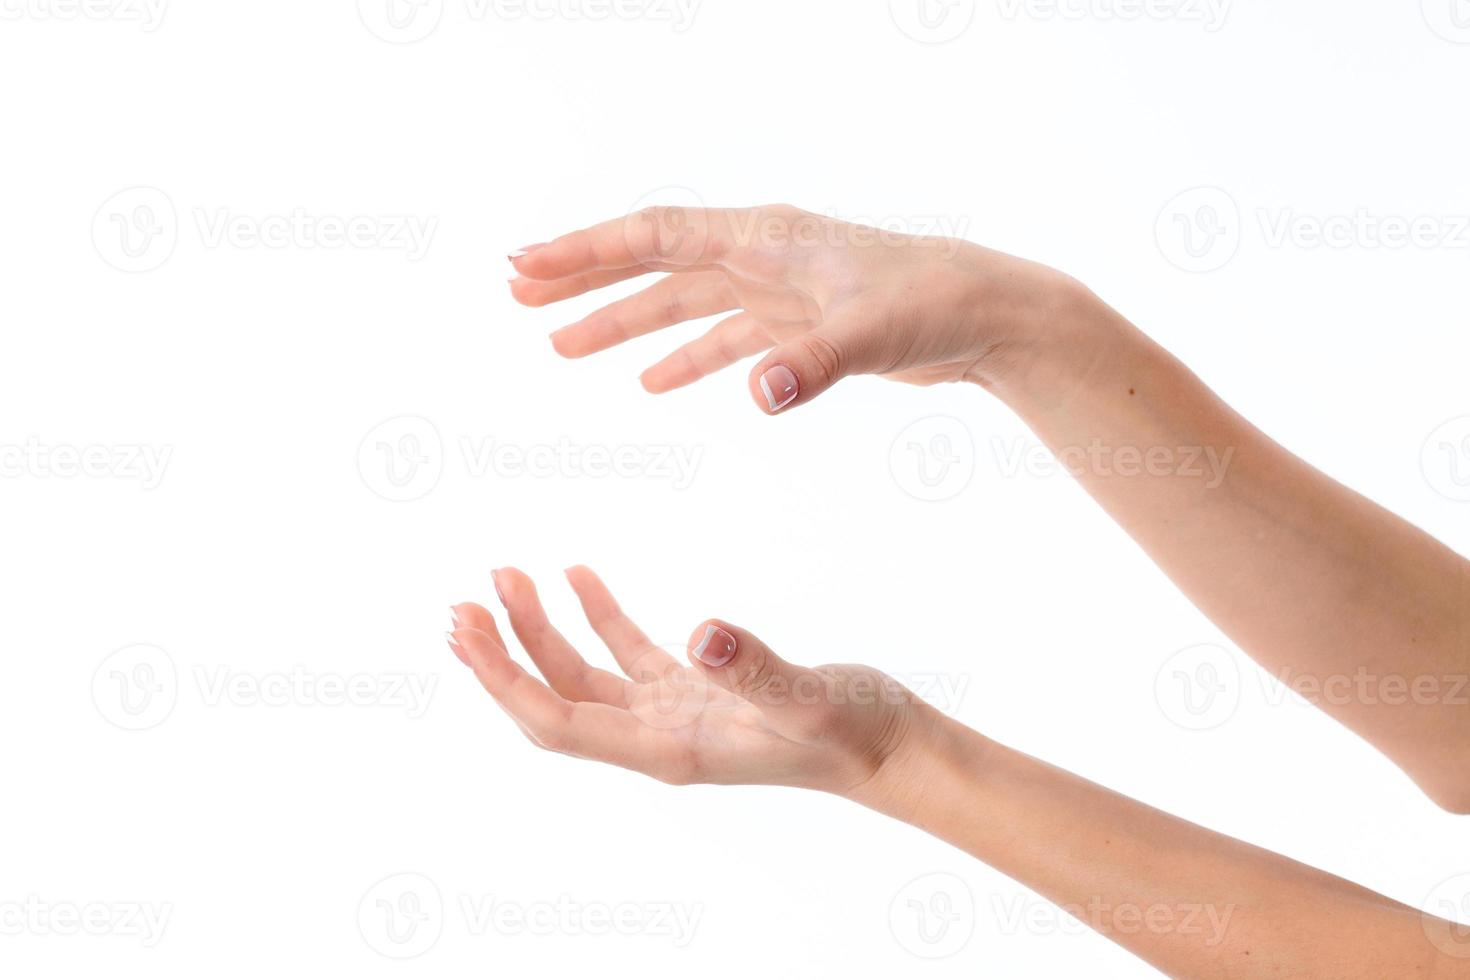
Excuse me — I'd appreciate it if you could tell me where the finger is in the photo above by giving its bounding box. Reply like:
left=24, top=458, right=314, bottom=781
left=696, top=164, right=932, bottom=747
left=509, top=266, right=651, bottom=308
left=686, top=620, right=838, bottom=743
left=640, top=312, right=771, bottom=394
left=451, top=627, right=668, bottom=775
left=746, top=314, right=887, bottom=415
left=445, top=607, right=541, bottom=742
left=492, top=568, right=631, bottom=705
left=563, top=565, right=680, bottom=683
left=551, top=271, right=736, bottom=359
left=511, top=207, right=747, bottom=281
left=441, top=625, right=540, bottom=740
left=449, top=601, right=508, bottom=651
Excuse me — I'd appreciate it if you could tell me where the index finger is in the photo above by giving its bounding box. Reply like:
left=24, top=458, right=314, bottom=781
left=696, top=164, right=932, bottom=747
left=512, top=207, right=744, bottom=281
left=452, top=627, right=683, bottom=781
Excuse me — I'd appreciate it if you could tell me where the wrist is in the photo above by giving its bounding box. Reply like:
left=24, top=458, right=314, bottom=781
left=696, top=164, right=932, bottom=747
left=956, top=254, right=1138, bottom=406
left=841, top=707, right=997, bottom=826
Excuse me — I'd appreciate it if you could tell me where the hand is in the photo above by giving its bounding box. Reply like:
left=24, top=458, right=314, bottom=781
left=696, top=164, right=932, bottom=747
left=446, top=566, right=939, bottom=803
left=509, top=204, right=1099, bottom=413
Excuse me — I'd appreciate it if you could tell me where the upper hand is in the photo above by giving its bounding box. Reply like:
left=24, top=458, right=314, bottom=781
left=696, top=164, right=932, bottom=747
left=509, top=204, right=1090, bottom=413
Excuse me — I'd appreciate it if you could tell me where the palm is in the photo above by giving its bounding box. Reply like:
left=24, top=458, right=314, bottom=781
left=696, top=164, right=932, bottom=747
left=575, top=642, right=828, bottom=788
left=449, top=566, right=914, bottom=793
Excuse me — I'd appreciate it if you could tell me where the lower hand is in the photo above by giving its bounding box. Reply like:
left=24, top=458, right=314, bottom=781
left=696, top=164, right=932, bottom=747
left=447, top=566, right=938, bottom=803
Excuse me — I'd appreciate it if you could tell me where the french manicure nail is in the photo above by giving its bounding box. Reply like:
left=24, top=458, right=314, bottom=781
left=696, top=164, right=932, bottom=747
left=446, top=631, right=470, bottom=667
left=449, top=605, right=462, bottom=628
left=508, top=249, right=528, bottom=260
left=692, top=625, right=737, bottom=667
left=492, top=570, right=507, bottom=608
left=758, top=364, right=798, bottom=412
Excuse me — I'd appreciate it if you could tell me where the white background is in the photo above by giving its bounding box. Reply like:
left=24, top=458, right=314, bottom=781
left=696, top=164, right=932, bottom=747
left=2, top=0, right=1469, bottom=976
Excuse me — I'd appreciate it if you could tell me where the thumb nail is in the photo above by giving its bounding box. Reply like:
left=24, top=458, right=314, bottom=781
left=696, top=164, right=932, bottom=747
left=692, top=625, right=737, bottom=667
left=758, top=364, right=798, bottom=412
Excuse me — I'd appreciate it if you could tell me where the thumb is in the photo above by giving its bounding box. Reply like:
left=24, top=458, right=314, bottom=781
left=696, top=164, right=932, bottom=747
left=686, top=620, right=836, bottom=741
left=747, top=317, right=882, bottom=415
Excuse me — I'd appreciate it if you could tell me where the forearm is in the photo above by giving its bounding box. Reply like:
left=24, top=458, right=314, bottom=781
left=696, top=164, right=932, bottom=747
left=854, top=712, right=1461, bottom=978
left=980, top=285, right=1470, bottom=810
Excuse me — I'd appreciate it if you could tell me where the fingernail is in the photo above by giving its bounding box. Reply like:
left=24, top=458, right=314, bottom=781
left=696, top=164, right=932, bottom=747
left=492, top=569, right=507, bottom=608
left=758, top=365, right=798, bottom=412
left=446, top=631, right=471, bottom=668
left=692, top=625, right=737, bottom=667
left=508, top=249, right=528, bottom=260
left=449, top=605, right=462, bottom=628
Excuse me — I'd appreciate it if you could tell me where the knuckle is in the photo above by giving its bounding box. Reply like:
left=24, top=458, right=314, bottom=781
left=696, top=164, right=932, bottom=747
left=797, top=332, right=844, bottom=387
left=594, top=309, right=632, bottom=343
left=636, top=205, right=664, bottom=223
left=654, top=754, right=701, bottom=787
left=734, top=649, right=779, bottom=699
left=510, top=278, right=546, bottom=307
left=532, top=726, right=570, bottom=754
left=567, top=663, right=596, bottom=698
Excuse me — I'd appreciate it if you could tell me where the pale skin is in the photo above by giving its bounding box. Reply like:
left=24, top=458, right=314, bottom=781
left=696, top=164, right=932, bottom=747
left=446, top=205, right=1470, bottom=977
